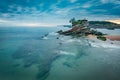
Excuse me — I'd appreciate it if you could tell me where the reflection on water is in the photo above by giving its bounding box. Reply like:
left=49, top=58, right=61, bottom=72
left=0, top=27, right=120, bottom=80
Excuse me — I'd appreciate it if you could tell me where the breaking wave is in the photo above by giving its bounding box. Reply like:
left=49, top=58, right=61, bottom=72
left=49, top=32, right=59, bottom=36
left=89, top=41, right=120, bottom=49
left=60, top=36, right=120, bottom=49
left=41, top=37, right=48, bottom=40
left=55, top=50, right=75, bottom=56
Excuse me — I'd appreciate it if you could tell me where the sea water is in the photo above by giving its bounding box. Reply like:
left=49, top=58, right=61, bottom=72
left=0, top=27, right=120, bottom=80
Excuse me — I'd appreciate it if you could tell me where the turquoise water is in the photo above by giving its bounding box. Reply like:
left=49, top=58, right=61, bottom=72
left=0, top=27, right=120, bottom=80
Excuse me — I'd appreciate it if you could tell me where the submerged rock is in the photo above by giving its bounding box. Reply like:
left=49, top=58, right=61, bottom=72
left=56, top=37, right=59, bottom=39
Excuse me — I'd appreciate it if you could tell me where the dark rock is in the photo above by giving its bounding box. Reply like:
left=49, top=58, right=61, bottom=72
left=56, top=37, right=59, bottom=39
left=44, top=33, right=48, bottom=37
left=56, top=30, right=63, bottom=34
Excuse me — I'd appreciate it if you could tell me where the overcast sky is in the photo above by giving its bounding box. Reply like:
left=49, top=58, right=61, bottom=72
left=0, top=0, right=120, bottom=26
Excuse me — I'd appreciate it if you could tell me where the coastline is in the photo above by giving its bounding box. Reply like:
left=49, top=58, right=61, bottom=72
left=105, top=35, right=120, bottom=41
left=87, top=35, right=120, bottom=41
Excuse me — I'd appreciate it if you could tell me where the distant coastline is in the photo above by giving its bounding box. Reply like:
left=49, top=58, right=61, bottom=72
left=63, top=20, right=120, bottom=29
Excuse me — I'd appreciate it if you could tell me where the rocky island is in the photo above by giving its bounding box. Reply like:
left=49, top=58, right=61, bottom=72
left=57, top=18, right=107, bottom=41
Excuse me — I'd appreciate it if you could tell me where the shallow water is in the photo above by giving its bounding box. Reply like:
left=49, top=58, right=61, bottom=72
left=0, top=27, right=120, bottom=80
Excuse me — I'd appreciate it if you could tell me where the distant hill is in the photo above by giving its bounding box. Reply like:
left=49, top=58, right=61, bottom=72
left=89, top=21, right=120, bottom=29
left=63, top=20, right=120, bottom=29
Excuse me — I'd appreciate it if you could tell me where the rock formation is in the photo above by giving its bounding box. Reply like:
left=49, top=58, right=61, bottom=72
left=57, top=19, right=106, bottom=41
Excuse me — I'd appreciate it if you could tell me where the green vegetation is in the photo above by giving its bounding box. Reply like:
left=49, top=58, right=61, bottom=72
left=97, top=36, right=106, bottom=41
left=69, top=18, right=76, bottom=26
left=72, top=20, right=82, bottom=26
left=69, top=18, right=87, bottom=26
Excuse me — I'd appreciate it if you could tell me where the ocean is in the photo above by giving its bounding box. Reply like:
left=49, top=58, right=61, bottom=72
left=0, top=27, right=120, bottom=80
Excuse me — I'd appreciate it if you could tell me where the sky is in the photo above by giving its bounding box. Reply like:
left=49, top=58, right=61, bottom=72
left=0, top=0, right=120, bottom=27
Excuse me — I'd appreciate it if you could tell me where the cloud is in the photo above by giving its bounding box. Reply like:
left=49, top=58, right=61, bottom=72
left=24, top=7, right=30, bottom=13
left=0, top=19, right=9, bottom=23
left=0, top=19, right=58, bottom=27
left=39, top=3, right=44, bottom=7
left=1, top=13, right=9, bottom=17
left=113, top=5, right=120, bottom=9
left=69, top=0, right=77, bottom=3
left=82, top=3, right=91, bottom=8
left=101, top=0, right=108, bottom=3
left=17, top=6, right=22, bottom=12
left=0, top=0, right=120, bottom=26
left=101, top=0, right=120, bottom=4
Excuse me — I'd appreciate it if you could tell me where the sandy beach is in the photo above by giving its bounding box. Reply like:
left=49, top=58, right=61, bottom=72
left=87, top=35, right=120, bottom=41
left=105, top=35, right=120, bottom=41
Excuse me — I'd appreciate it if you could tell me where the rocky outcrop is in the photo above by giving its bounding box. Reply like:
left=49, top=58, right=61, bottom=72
left=57, top=19, right=106, bottom=41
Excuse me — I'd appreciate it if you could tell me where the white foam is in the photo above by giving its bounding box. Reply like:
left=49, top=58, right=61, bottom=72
left=60, top=50, right=75, bottom=56
left=60, top=36, right=120, bottom=49
left=65, top=39, right=75, bottom=43
left=49, top=32, right=58, bottom=36
left=89, top=41, right=120, bottom=49
left=42, top=37, right=48, bottom=40
left=64, top=38, right=82, bottom=43
left=55, top=50, right=75, bottom=56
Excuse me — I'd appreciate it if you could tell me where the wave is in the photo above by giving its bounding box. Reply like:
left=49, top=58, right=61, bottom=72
left=63, top=38, right=82, bottom=43
left=49, top=32, right=59, bottom=36
left=89, top=41, right=120, bottom=49
left=41, top=37, right=48, bottom=40
left=61, top=38, right=90, bottom=46
left=61, top=37, right=120, bottom=49
left=55, top=50, right=75, bottom=56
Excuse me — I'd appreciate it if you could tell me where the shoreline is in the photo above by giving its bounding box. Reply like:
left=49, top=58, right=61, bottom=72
left=105, top=35, right=120, bottom=41
left=87, top=35, right=120, bottom=41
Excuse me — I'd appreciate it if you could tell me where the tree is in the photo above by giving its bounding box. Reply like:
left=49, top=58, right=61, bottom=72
left=69, top=17, right=76, bottom=26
